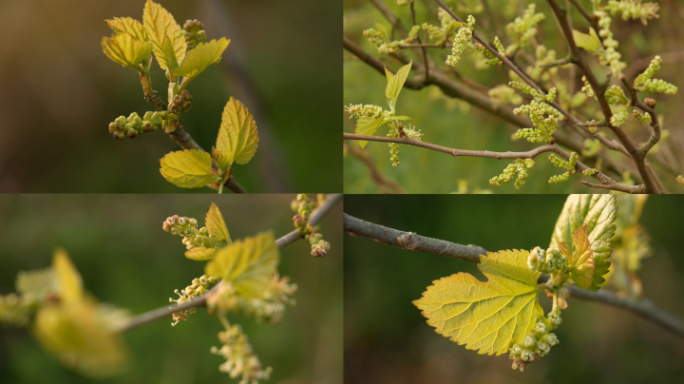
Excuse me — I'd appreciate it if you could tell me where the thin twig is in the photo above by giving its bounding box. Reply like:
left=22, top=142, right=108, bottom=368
left=344, top=214, right=684, bottom=340
left=116, top=194, right=341, bottom=332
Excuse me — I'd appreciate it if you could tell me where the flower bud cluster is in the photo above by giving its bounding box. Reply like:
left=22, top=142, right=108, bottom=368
left=169, top=275, right=220, bottom=325
left=489, top=159, right=535, bottom=189
left=445, top=15, right=475, bottom=67
left=163, top=215, right=225, bottom=251
left=292, top=195, right=331, bottom=257
left=581, top=76, right=595, bottom=98
left=488, top=85, right=523, bottom=105
left=308, top=232, right=331, bottom=258
left=402, top=125, right=423, bottom=141
left=239, top=274, right=297, bottom=324
left=169, top=90, right=193, bottom=115
left=632, top=109, right=652, bottom=124
left=345, top=104, right=387, bottom=119
left=0, top=293, right=35, bottom=327
left=363, top=25, right=420, bottom=54
left=596, top=12, right=626, bottom=79
left=607, top=0, right=660, bottom=25
left=506, top=4, right=545, bottom=50
left=528, top=246, right=568, bottom=275
left=605, top=85, right=629, bottom=105
left=182, top=19, right=207, bottom=50
left=421, top=8, right=460, bottom=42
left=210, top=323, right=272, bottom=384
left=510, top=310, right=561, bottom=372
left=108, top=111, right=163, bottom=139
left=610, top=107, right=629, bottom=127
left=474, top=37, right=504, bottom=66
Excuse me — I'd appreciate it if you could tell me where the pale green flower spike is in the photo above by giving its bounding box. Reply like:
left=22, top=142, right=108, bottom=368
left=488, top=84, right=523, bottom=105
left=475, top=36, right=505, bottom=66
left=633, top=56, right=678, bottom=94
left=581, top=76, right=595, bottom=98
left=610, top=107, right=629, bottom=127
left=607, top=0, right=659, bottom=25
left=605, top=85, right=629, bottom=105
left=422, top=8, right=462, bottom=43
left=582, top=138, right=602, bottom=157
left=388, top=126, right=401, bottom=167
left=528, top=46, right=560, bottom=81
left=582, top=168, right=598, bottom=176
left=446, top=15, right=475, bottom=67
left=596, top=12, right=626, bottom=78
left=489, top=159, right=535, bottom=189
left=363, top=25, right=421, bottom=54
left=505, top=4, right=545, bottom=54
left=548, top=152, right=578, bottom=185
left=512, top=88, right=561, bottom=144
left=632, top=109, right=652, bottom=124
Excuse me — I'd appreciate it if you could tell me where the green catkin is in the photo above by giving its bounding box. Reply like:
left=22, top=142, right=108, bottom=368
left=489, top=159, right=534, bottom=189
left=607, top=0, right=660, bottom=25
left=633, top=56, right=678, bottom=94
left=446, top=15, right=475, bottom=67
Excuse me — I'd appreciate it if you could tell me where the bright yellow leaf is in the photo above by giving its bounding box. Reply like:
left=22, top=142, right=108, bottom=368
left=159, top=149, right=222, bottom=188
left=206, top=202, right=231, bottom=243
left=143, top=0, right=186, bottom=70
left=414, top=249, right=543, bottom=356
left=101, top=33, right=153, bottom=69
left=185, top=247, right=218, bottom=261
left=106, top=17, right=147, bottom=41
left=215, top=97, right=259, bottom=167
left=52, top=249, right=83, bottom=304
left=174, top=38, right=230, bottom=81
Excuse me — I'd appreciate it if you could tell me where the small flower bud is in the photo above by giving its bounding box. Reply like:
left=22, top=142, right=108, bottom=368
left=644, top=98, right=656, bottom=107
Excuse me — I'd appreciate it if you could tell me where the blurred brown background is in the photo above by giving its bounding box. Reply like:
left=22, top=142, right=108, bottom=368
left=0, top=0, right=341, bottom=192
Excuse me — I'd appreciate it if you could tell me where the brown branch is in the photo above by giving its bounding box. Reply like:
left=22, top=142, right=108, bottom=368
left=344, top=214, right=684, bottom=341
left=116, top=194, right=341, bottom=332
left=344, top=142, right=406, bottom=194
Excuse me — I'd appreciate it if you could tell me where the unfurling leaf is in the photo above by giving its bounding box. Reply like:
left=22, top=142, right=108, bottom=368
left=550, top=194, right=617, bottom=291
left=414, top=249, right=543, bottom=356
left=159, top=149, right=221, bottom=188
left=211, top=148, right=232, bottom=171
left=385, top=61, right=412, bottom=104
left=106, top=17, right=147, bottom=41
left=206, top=202, right=231, bottom=243
left=558, top=225, right=595, bottom=289
left=53, top=248, right=83, bottom=304
left=101, top=33, right=153, bottom=69
left=174, top=38, right=230, bottom=81
left=143, top=0, right=186, bottom=70
left=572, top=28, right=601, bottom=53
left=205, top=231, right=279, bottom=298
left=185, top=247, right=218, bottom=261
left=354, top=116, right=387, bottom=148
left=215, top=97, right=259, bottom=168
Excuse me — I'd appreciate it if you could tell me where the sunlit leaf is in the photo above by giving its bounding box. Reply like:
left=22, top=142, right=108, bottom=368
left=174, top=38, right=230, bottom=81
left=558, top=225, right=595, bottom=289
left=53, top=249, right=83, bottom=304
left=550, top=194, right=617, bottom=291
left=205, top=231, right=279, bottom=298
left=573, top=28, right=601, bottom=53
left=163, top=36, right=179, bottom=72
left=185, top=247, right=218, bottom=261
left=385, top=60, right=412, bottom=104
left=215, top=97, right=259, bottom=168
left=355, top=116, right=387, bottom=149
left=206, top=202, right=231, bottom=243
left=143, top=0, right=186, bottom=70
left=106, top=17, right=147, bottom=41
left=101, top=33, right=152, bottom=69
left=414, top=249, right=543, bottom=356
left=159, top=149, right=221, bottom=188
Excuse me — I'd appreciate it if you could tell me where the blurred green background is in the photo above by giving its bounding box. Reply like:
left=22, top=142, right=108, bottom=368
left=0, top=194, right=342, bottom=384
left=344, top=0, right=684, bottom=193
left=344, top=195, right=684, bottom=383
left=0, top=0, right=341, bottom=193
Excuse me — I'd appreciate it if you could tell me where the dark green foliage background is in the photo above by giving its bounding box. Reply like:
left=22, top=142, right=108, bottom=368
left=344, top=195, right=684, bottom=383
left=344, top=0, right=684, bottom=193
left=0, top=195, right=343, bottom=384
left=0, top=0, right=341, bottom=193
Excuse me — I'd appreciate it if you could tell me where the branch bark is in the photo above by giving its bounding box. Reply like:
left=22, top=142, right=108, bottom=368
left=344, top=213, right=684, bottom=340
left=116, top=194, right=342, bottom=332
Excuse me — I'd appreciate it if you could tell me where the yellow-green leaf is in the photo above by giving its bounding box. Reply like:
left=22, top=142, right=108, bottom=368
left=385, top=60, right=412, bottom=104
left=53, top=248, right=83, bottom=304
left=355, top=116, right=387, bottom=149
left=101, top=33, right=153, bottom=69
left=211, top=148, right=232, bottom=171
left=174, top=38, right=230, bottom=81
left=559, top=225, right=595, bottom=289
left=550, top=194, right=616, bottom=291
left=185, top=247, right=218, bottom=261
left=32, top=299, right=128, bottom=378
left=573, top=28, right=601, bottom=53
left=215, top=97, right=259, bottom=167
left=414, top=249, right=543, bottom=356
left=206, top=202, right=231, bottom=243
left=106, top=17, right=147, bottom=41
left=159, top=149, right=221, bottom=188
left=205, top=231, right=279, bottom=297
left=163, top=36, right=179, bottom=72
left=16, top=268, right=56, bottom=302
left=143, top=0, right=186, bottom=70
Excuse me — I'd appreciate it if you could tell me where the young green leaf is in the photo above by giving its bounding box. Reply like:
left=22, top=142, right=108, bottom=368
left=101, top=33, right=153, bottom=69
left=143, top=0, right=186, bottom=70
left=206, top=202, right=231, bottom=243
left=572, top=28, right=601, bottom=53
left=174, top=38, right=230, bottom=81
left=53, top=248, right=83, bottom=304
left=549, top=194, right=617, bottom=291
left=558, top=225, right=595, bottom=289
left=205, top=231, right=279, bottom=298
left=211, top=148, right=232, bottom=171
left=159, top=149, right=222, bottom=188
left=215, top=97, right=259, bottom=168
left=414, top=249, right=543, bottom=356
left=185, top=247, right=218, bottom=261
left=106, top=17, right=147, bottom=41
left=385, top=60, right=412, bottom=104
left=355, top=116, right=388, bottom=148
left=163, top=36, right=179, bottom=72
